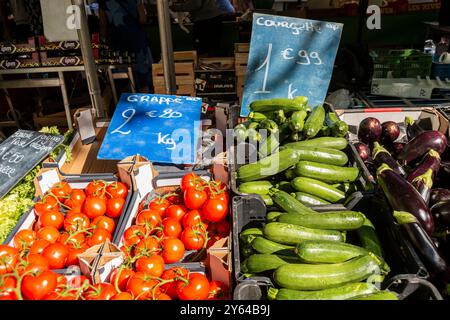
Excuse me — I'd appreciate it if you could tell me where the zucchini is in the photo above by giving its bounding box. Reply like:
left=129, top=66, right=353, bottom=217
left=247, top=128, right=261, bottom=142
left=292, top=192, right=331, bottom=206
left=294, top=146, right=348, bottom=166
left=350, top=291, right=399, bottom=300
left=241, top=244, right=255, bottom=259
left=258, top=122, right=291, bottom=157
left=259, top=119, right=279, bottom=133
left=267, top=282, right=379, bottom=300
left=276, top=181, right=295, bottom=193
left=273, top=254, right=387, bottom=291
left=294, top=161, right=360, bottom=184
left=291, top=177, right=345, bottom=203
left=251, top=237, right=295, bottom=255
left=234, top=124, right=248, bottom=141
left=260, top=194, right=274, bottom=206
left=250, top=97, right=309, bottom=113
left=263, top=222, right=345, bottom=245
left=289, top=132, right=302, bottom=142
left=303, top=105, right=326, bottom=138
left=295, top=240, right=368, bottom=263
left=239, top=228, right=263, bottom=245
left=237, top=148, right=300, bottom=182
left=285, top=168, right=297, bottom=180
left=238, top=181, right=273, bottom=195
left=289, top=110, right=308, bottom=132
left=267, top=211, right=285, bottom=222
left=326, top=112, right=349, bottom=137
left=249, top=112, right=268, bottom=122
left=356, top=217, right=384, bottom=258
left=268, top=189, right=318, bottom=215
left=278, top=211, right=365, bottom=231
left=272, top=109, right=287, bottom=125
left=243, top=254, right=300, bottom=273
left=284, top=137, right=348, bottom=151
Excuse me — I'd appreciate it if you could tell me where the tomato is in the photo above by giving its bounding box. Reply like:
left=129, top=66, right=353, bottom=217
left=181, top=227, right=206, bottom=251
left=202, top=199, right=228, bottom=222
left=106, top=182, right=128, bottom=199
left=23, top=253, right=49, bottom=273
left=0, top=276, right=17, bottom=300
left=65, top=189, right=86, bottom=206
left=85, top=180, right=106, bottom=197
left=161, top=238, right=185, bottom=264
left=42, top=243, right=69, bottom=269
left=165, top=205, right=187, bottom=222
left=136, top=209, right=162, bottom=229
left=84, top=283, right=117, bottom=300
left=176, top=273, right=210, bottom=300
left=0, top=245, right=19, bottom=274
left=21, top=270, right=58, bottom=300
left=84, top=196, right=107, bottom=219
left=126, top=272, right=161, bottom=300
left=36, top=226, right=59, bottom=244
left=135, top=255, right=165, bottom=277
left=34, top=196, right=58, bottom=216
left=166, top=192, right=182, bottom=205
left=87, top=229, right=112, bottom=247
left=208, top=280, right=228, bottom=300
left=38, top=210, right=64, bottom=230
left=29, top=239, right=50, bottom=255
left=111, top=292, right=133, bottom=300
left=209, top=190, right=229, bottom=205
left=182, top=210, right=208, bottom=229
left=184, top=187, right=207, bottom=210
left=154, top=292, right=172, bottom=300
left=91, top=216, right=115, bottom=234
left=50, top=182, right=72, bottom=202
left=149, top=198, right=170, bottom=218
left=68, top=275, right=90, bottom=288
left=44, top=290, right=79, bottom=300
left=123, top=225, right=146, bottom=247
left=207, top=220, right=230, bottom=238
left=161, top=218, right=182, bottom=238
left=65, top=244, right=88, bottom=266
left=63, top=213, right=90, bottom=232
left=59, top=232, right=86, bottom=247
left=105, top=197, right=126, bottom=218
left=13, top=229, right=36, bottom=250
left=110, top=267, right=135, bottom=292
left=133, top=237, right=161, bottom=257
left=181, top=172, right=204, bottom=192
left=160, top=267, right=189, bottom=298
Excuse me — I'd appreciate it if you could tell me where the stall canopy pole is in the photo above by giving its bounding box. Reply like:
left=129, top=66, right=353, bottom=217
left=156, top=0, right=177, bottom=94
left=72, top=0, right=105, bottom=118
left=357, top=0, right=369, bottom=43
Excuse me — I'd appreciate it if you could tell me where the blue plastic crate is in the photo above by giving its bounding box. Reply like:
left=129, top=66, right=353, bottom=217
left=432, top=62, right=450, bottom=79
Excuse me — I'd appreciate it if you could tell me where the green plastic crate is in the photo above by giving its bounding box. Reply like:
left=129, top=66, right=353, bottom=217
left=371, top=49, right=433, bottom=78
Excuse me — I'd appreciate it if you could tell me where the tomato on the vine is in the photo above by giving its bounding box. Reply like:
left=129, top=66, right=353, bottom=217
left=160, top=267, right=189, bottom=298
left=110, top=267, right=135, bottom=292
left=149, top=198, right=170, bottom=217
left=34, top=196, right=58, bottom=216
left=65, top=244, right=88, bottom=266
left=29, top=239, right=51, bottom=255
left=202, top=199, right=228, bottom=222
left=68, top=275, right=90, bottom=289
left=111, top=292, right=134, bottom=300
left=183, top=187, right=207, bottom=210
left=21, top=270, right=58, bottom=300
left=133, top=237, right=161, bottom=257
left=176, top=273, right=210, bottom=300
left=126, top=272, right=161, bottom=300
left=136, top=209, right=162, bottom=229
left=59, top=232, right=86, bottom=247
left=91, top=216, right=115, bottom=234
left=207, top=220, right=230, bottom=238
left=87, top=229, right=112, bottom=247
left=182, top=210, right=208, bottom=229
left=105, top=197, right=126, bottom=218
left=64, top=189, right=86, bottom=211
left=38, top=210, right=64, bottom=230
left=161, top=238, right=185, bottom=264
left=135, top=255, right=165, bottom=278
left=42, top=243, right=69, bottom=269
left=13, top=229, right=36, bottom=250
left=22, top=253, right=49, bottom=274
left=181, top=173, right=204, bottom=192
left=165, top=205, right=187, bottom=221
left=84, top=283, right=117, bottom=300
left=84, top=196, right=107, bottom=219
left=123, top=225, right=146, bottom=247
left=208, top=281, right=228, bottom=300
left=85, top=180, right=106, bottom=197
left=162, top=218, right=182, bottom=238
left=166, top=192, right=182, bottom=205
left=181, top=227, right=206, bottom=251
left=0, top=276, right=17, bottom=300
left=105, top=181, right=128, bottom=199
left=36, top=226, right=60, bottom=244
left=209, top=190, right=229, bottom=205
left=63, top=212, right=90, bottom=232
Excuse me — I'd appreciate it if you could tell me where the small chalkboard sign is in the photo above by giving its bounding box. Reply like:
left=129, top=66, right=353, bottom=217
left=0, top=130, right=64, bottom=199
left=98, top=94, right=203, bottom=164
left=240, top=13, right=343, bottom=116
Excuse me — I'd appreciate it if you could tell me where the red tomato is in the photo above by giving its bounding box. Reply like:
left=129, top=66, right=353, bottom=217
left=105, top=197, right=126, bottom=219
left=65, top=244, right=88, bottom=266
left=135, top=255, right=165, bottom=277
left=29, top=239, right=50, bottom=255
left=207, top=220, right=230, bottom=238
left=162, top=218, right=182, bottom=238
left=184, top=187, right=207, bottom=210
left=105, top=182, right=128, bottom=199
left=13, top=229, right=36, bottom=250
left=123, top=225, right=146, bottom=247
left=38, top=210, right=64, bottom=230
left=0, top=245, right=19, bottom=274
left=181, top=227, right=206, bottom=251
left=0, top=276, right=17, bottom=300
left=84, top=283, right=117, bottom=300
left=64, top=189, right=86, bottom=211
left=110, top=267, right=135, bottom=292
left=165, top=205, right=187, bottom=221
left=37, top=226, right=60, bottom=244
left=176, top=273, right=210, bottom=300
left=202, top=199, right=228, bottom=222
left=22, top=253, right=49, bottom=273
left=50, top=182, right=72, bottom=202
left=166, top=192, right=182, bottom=205
left=209, top=190, right=229, bottom=205
left=136, top=209, right=162, bottom=229
left=208, top=280, right=229, bottom=300
left=59, top=232, right=86, bottom=247
left=181, top=173, right=204, bottom=192
left=91, top=216, right=116, bottom=234
left=149, top=198, right=170, bottom=217
left=43, top=290, right=79, bottom=300
left=63, top=212, right=90, bottom=232
left=84, top=197, right=107, bottom=219
left=21, top=270, right=58, bottom=300
left=34, top=196, right=58, bottom=216
left=87, top=229, right=112, bottom=247
left=161, top=238, right=185, bottom=264
left=68, top=275, right=90, bottom=288
left=111, top=292, right=133, bottom=300
left=182, top=210, right=208, bottom=229
left=126, top=272, right=161, bottom=300
left=42, top=243, right=69, bottom=269
left=85, top=180, right=106, bottom=197
left=160, top=267, right=189, bottom=298
left=154, top=292, right=172, bottom=300
left=134, top=237, right=161, bottom=257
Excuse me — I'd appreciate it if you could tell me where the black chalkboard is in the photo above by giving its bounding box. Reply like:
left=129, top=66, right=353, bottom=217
left=0, top=130, right=64, bottom=199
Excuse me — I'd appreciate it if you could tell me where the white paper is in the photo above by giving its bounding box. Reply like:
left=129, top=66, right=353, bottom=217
left=39, top=169, right=61, bottom=194
left=76, top=109, right=96, bottom=144
left=134, top=164, right=154, bottom=201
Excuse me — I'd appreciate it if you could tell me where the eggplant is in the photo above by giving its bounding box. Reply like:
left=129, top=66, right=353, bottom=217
left=431, top=200, right=450, bottom=228
left=393, top=211, right=447, bottom=275
left=389, top=142, right=406, bottom=159
left=358, top=117, right=382, bottom=146
left=377, top=164, right=435, bottom=235
left=354, top=142, right=371, bottom=162
left=410, top=169, right=433, bottom=205
left=430, top=188, right=450, bottom=207
left=373, top=142, right=406, bottom=176
left=381, top=121, right=400, bottom=144
left=397, top=131, right=448, bottom=164
left=406, top=149, right=441, bottom=183
left=405, top=116, right=426, bottom=141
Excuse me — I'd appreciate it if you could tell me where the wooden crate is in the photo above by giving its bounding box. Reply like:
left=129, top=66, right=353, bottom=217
left=152, top=61, right=195, bottom=96
left=236, top=76, right=245, bottom=103
left=234, top=43, right=249, bottom=53
left=33, top=109, right=77, bottom=129
left=198, top=57, right=235, bottom=70
left=173, top=50, right=198, bottom=67
left=154, top=84, right=196, bottom=97
left=235, top=52, right=248, bottom=77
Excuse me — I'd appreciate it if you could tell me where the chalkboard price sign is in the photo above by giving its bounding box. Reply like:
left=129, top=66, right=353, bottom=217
left=98, top=94, right=203, bottom=164
left=240, top=14, right=343, bottom=116
left=0, top=130, right=64, bottom=199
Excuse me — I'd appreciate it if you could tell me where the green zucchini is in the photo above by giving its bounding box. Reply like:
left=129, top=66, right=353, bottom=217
left=267, top=211, right=285, bottom=222
left=318, top=125, right=331, bottom=137
left=326, top=112, right=349, bottom=137
left=249, top=112, right=269, bottom=122
left=259, top=119, right=279, bottom=133
left=234, top=124, right=248, bottom=141
left=289, top=110, right=308, bottom=132
left=294, top=161, right=360, bottom=184
left=258, top=122, right=291, bottom=157
left=263, top=222, right=345, bottom=245
left=251, top=237, right=295, bottom=255
left=291, top=177, right=345, bottom=203
left=284, top=168, right=297, bottom=180
left=292, top=192, right=331, bottom=206
left=295, top=240, right=368, bottom=264
left=303, top=105, right=326, bottom=138
left=238, top=181, right=273, bottom=195
left=243, top=254, right=300, bottom=273
left=289, top=132, right=302, bottom=142
left=356, top=217, right=384, bottom=258
left=247, top=128, right=261, bottom=142
left=273, top=254, right=387, bottom=291
left=250, top=97, right=309, bottom=113
left=241, top=244, right=255, bottom=259
left=284, top=137, right=348, bottom=151
left=267, top=282, right=379, bottom=300
left=278, top=211, right=365, bottom=231
left=268, top=189, right=318, bottom=215
left=260, top=194, right=274, bottom=206
left=239, top=228, right=263, bottom=245
left=294, top=146, right=348, bottom=166
left=350, top=291, right=399, bottom=300
left=237, top=148, right=300, bottom=182
left=276, top=181, right=295, bottom=193
left=272, top=109, right=287, bottom=125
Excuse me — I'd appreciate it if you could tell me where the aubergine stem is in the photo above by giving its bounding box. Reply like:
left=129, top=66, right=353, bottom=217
left=393, top=211, right=419, bottom=224
left=376, top=163, right=392, bottom=176
left=404, top=116, right=415, bottom=127
left=427, top=149, right=441, bottom=160
left=412, top=169, right=434, bottom=190
left=372, top=141, right=390, bottom=159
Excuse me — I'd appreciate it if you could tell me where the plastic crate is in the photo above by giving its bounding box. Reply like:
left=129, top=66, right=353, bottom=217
left=371, top=49, right=433, bottom=78
left=432, top=62, right=450, bottom=80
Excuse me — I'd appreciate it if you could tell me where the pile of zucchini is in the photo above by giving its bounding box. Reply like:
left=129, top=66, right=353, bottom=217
left=235, top=97, right=361, bottom=207
left=240, top=189, right=399, bottom=300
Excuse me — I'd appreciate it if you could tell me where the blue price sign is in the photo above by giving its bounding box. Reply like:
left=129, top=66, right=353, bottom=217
left=98, top=94, right=202, bottom=164
left=240, top=14, right=343, bottom=116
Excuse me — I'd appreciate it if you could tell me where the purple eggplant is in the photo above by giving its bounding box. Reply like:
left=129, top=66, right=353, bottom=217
left=389, top=142, right=406, bottom=158
left=410, top=169, right=433, bottom=205
left=430, top=188, right=450, bottom=207
left=354, top=142, right=371, bottom=162
left=373, top=142, right=406, bottom=176
left=377, top=164, right=435, bottom=235
left=358, top=117, right=382, bottom=146
left=405, top=116, right=425, bottom=141
left=406, top=149, right=441, bottom=183
left=394, top=211, right=447, bottom=275
left=381, top=121, right=400, bottom=144
left=431, top=200, right=450, bottom=228
left=397, top=131, right=448, bottom=164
